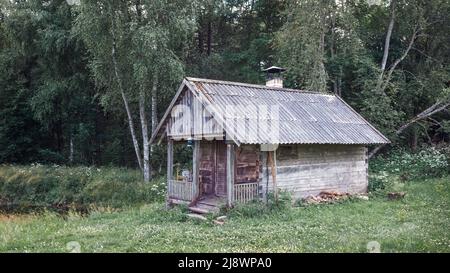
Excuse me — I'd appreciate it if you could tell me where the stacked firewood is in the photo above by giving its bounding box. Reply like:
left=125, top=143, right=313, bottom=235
left=303, top=191, right=368, bottom=204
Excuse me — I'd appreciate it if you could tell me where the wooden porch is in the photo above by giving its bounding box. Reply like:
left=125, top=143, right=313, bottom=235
left=167, top=179, right=260, bottom=205
left=166, top=139, right=260, bottom=210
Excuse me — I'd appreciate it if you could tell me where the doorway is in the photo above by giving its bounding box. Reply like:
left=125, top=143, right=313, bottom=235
left=198, top=141, right=227, bottom=198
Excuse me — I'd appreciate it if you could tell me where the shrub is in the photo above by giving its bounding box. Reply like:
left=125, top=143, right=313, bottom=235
left=367, top=172, right=408, bottom=194
left=225, top=191, right=292, bottom=218
left=370, top=146, right=449, bottom=180
left=368, top=171, right=393, bottom=192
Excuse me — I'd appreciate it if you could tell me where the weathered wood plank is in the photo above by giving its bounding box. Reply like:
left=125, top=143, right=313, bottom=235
left=192, top=140, right=200, bottom=199
left=234, top=183, right=259, bottom=203
left=167, top=139, right=173, bottom=181
left=166, top=139, right=174, bottom=205
left=168, top=180, right=194, bottom=201
left=167, top=86, right=224, bottom=140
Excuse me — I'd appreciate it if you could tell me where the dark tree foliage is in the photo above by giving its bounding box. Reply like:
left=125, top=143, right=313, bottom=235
left=0, top=0, right=448, bottom=168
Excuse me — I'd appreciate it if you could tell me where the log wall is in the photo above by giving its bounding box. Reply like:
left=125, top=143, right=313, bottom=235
left=261, top=144, right=368, bottom=199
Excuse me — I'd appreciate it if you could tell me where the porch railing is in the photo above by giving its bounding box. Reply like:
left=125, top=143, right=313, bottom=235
left=168, top=179, right=194, bottom=201
left=234, top=182, right=259, bottom=204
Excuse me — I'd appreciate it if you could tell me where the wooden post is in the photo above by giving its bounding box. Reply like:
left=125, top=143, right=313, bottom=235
left=167, top=139, right=173, bottom=181
left=273, top=150, right=277, bottom=201
left=226, top=143, right=235, bottom=207
left=192, top=140, right=200, bottom=200
left=166, top=139, right=173, bottom=207
left=268, top=151, right=278, bottom=201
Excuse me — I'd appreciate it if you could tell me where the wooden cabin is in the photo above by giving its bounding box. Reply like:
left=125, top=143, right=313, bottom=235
left=149, top=67, right=389, bottom=212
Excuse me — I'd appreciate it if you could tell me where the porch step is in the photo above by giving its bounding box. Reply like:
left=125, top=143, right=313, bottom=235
left=188, top=202, right=220, bottom=214
left=198, top=202, right=221, bottom=213
left=186, top=213, right=207, bottom=221
left=188, top=206, right=210, bottom=214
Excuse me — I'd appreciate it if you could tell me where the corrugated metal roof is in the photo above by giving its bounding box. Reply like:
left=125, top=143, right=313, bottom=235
left=150, top=77, right=390, bottom=145
left=185, top=77, right=389, bottom=145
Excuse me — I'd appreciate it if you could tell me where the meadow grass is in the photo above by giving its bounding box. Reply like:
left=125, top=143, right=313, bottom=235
left=0, top=176, right=448, bottom=253
left=0, top=164, right=166, bottom=211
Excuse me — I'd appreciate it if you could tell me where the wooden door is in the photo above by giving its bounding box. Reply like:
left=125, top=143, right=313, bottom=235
left=199, top=142, right=215, bottom=195
left=215, top=141, right=227, bottom=197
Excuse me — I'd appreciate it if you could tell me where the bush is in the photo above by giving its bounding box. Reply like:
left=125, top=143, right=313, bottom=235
left=0, top=164, right=166, bottom=213
left=370, top=146, right=449, bottom=180
left=368, top=171, right=401, bottom=193
left=225, top=191, right=292, bottom=218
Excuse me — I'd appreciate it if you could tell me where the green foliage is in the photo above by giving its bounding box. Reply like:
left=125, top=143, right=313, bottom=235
left=368, top=145, right=449, bottom=193
left=187, top=0, right=284, bottom=84
left=0, top=0, right=449, bottom=167
left=0, top=0, right=111, bottom=165
left=74, top=0, right=196, bottom=109
left=0, top=164, right=166, bottom=213
left=371, top=146, right=449, bottom=180
left=276, top=0, right=331, bottom=91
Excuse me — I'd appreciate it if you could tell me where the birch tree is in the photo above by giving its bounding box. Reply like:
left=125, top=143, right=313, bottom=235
left=75, top=0, right=196, bottom=181
left=276, top=0, right=331, bottom=92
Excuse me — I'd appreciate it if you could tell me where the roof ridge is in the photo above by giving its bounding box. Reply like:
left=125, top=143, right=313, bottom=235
left=185, top=77, right=333, bottom=95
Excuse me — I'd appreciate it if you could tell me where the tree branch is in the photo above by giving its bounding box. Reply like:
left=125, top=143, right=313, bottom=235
left=380, top=25, right=420, bottom=91
left=369, top=99, right=450, bottom=158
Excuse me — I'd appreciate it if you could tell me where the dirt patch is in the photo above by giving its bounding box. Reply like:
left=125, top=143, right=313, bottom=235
left=0, top=213, right=34, bottom=223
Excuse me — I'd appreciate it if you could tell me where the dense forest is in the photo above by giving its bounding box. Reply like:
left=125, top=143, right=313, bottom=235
left=0, top=0, right=449, bottom=180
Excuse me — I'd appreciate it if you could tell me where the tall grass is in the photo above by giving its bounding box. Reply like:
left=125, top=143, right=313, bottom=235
left=0, top=164, right=165, bottom=213
left=0, top=176, right=448, bottom=252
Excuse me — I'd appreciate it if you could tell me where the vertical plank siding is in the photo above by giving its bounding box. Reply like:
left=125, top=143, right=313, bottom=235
left=234, top=182, right=259, bottom=204
left=167, top=88, right=223, bottom=140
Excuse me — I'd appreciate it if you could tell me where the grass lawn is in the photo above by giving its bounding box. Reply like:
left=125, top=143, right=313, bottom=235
left=0, top=176, right=449, bottom=253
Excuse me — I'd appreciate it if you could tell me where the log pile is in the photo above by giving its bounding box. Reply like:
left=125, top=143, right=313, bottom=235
left=302, top=191, right=370, bottom=204
left=387, top=192, right=406, bottom=200
left=303, top=191, right=351, bottom=204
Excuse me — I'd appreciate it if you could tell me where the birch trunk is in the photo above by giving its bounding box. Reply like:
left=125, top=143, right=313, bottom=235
left=109, top=12, right=143, bottom=171
left=380, top=26, right=419, bottom=91
left=151, top=73, right=159, bottom=133
left=381, top=0, right=396, bottom=72
left=376, top=0, right=418, bottom=95
left=139, top=85, right=150, bottom=182
left=69, top=135, right=74, bottom=164
left=330, top=10, right=339, bottom=96
left=376, top=0, right=396, bottom=93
